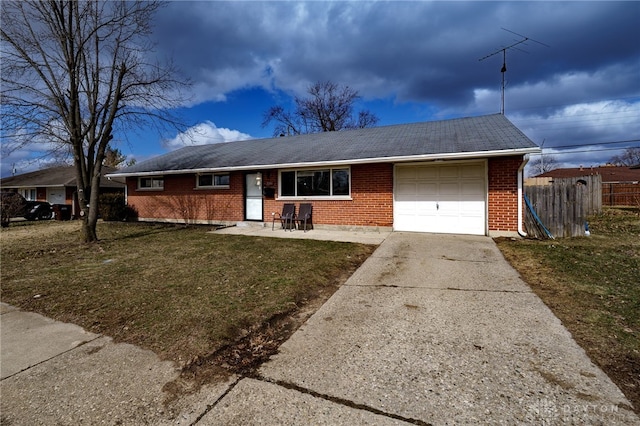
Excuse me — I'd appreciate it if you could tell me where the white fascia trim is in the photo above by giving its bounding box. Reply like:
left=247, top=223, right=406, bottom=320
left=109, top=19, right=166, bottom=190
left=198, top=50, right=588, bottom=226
left=106, top=147, right=542, bottom=178
left=2, top=184, right=67, bottom=189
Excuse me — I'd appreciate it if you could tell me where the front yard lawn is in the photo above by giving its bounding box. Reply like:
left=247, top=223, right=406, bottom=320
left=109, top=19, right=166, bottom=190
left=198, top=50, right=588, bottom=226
left=496, top=207, right=640, bottom=412
left=1, top=221, right=375, bottom=391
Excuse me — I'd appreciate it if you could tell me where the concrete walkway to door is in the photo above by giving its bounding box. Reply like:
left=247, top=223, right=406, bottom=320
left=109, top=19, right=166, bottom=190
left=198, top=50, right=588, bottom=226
left=200, top=232, right=637, bottom=424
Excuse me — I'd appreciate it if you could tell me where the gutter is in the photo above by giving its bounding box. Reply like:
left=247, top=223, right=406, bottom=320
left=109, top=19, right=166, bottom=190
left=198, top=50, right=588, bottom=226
left=517, top=155, right=530, bottom=237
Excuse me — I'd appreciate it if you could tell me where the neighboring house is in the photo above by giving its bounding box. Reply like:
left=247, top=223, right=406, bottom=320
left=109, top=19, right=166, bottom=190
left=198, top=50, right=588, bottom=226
left=534, top=165, right=640, bottom=206
left=107, top=114, right=540, bottom=236
left=0, top=166, right=126, bottom=218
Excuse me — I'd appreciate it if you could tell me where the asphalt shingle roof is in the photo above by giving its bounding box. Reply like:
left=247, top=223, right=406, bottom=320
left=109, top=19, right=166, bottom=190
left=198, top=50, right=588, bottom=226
left=111, top=114, right=539, bottom=176
left=0, top=166, right=125, bottom=188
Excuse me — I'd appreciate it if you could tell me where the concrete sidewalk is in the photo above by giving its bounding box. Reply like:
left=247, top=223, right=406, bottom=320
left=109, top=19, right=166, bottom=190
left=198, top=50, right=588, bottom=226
left=1, top=232, right=637, bottom=424
left=0, top=303, right=233, bottom=425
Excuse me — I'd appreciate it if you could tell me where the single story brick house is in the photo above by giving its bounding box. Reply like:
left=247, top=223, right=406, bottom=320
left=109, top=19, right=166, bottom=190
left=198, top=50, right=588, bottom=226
left=107, top=114, right=540, bottom=236
left=0, top=165, right=125, bottom=218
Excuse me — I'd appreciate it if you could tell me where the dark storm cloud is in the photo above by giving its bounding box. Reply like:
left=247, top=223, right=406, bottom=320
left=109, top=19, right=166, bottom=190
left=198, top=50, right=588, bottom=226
left=150, top=1, right=638, bottom=168
left=4, top=1, right=637, bottom=176
left=155, top=1, right=639, bottom=112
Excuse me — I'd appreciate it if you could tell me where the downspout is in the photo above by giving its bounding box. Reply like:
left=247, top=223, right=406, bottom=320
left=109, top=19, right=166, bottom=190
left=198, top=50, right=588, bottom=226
left=517, top=155, right=529, bottom=237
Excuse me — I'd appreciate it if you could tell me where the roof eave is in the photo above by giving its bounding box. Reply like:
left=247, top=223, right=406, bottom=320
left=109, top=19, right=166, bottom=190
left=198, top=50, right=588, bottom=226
left=106, top=147, right=541, bottom=178
left=0, top=184, right=67, bottom=189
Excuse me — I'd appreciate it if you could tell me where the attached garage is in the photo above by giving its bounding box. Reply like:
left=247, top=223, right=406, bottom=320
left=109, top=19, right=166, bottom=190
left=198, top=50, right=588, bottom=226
left=394, top=161, right=486, bottom=235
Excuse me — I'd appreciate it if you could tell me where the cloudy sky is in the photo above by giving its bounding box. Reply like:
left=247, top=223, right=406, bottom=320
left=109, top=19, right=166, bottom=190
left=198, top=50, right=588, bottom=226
left=3, top=1, right=639, bottom=177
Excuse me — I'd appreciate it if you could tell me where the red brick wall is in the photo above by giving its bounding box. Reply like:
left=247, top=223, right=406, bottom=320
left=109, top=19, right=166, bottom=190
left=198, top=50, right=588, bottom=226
left=487, top=156, right=522, bottom=232
left=127, top=164, right=394, bottom=227
left=126, top=158, right=523, bottom=231
left=264, top=163, right=394, bottom=227
left=126, top=173, right=245, bottom=223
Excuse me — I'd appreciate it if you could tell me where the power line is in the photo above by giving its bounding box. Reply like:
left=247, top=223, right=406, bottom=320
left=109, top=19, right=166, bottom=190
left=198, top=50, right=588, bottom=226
left=541, top=139, right=640, bottom=150
left=529, top=146, right=639, bottom=156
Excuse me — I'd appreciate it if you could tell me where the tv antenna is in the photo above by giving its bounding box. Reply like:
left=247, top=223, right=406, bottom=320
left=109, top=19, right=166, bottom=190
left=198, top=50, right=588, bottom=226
left=479, top=28, right=550, bottom=114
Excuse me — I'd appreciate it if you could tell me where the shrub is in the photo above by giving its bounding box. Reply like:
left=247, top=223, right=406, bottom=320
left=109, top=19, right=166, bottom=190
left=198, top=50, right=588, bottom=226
left=98, top=193, right=138, bottom=222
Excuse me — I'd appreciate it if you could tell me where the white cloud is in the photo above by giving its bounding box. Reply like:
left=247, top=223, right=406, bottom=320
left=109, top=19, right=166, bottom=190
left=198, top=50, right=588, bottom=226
left=0, top=127, right=73, bottom=178
left=513, top=98, right=640, bottom=173
left=162, top=121, right=252, bottom=151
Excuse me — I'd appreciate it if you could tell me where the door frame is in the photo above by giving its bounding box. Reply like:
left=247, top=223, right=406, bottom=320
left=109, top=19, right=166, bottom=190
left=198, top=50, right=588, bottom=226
left=244, top=172, right=264, bottom=221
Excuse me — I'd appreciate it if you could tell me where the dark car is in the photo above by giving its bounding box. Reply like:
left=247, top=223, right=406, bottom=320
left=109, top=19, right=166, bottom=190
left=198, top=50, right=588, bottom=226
left=1, top=191, right=28, bottom=227
left=24, top=201, right=54, bottom=220
left=1, top=191, right=54, bottom=226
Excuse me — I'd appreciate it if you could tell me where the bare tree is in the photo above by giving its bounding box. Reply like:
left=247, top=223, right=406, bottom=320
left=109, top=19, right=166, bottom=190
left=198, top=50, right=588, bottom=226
left=609, top=147, right=640, bottom=167
left=527, top=154, right=560, bottom=177
left=262, top=81, right=379, bottom=136
left=1, top=0, right=189, bottom=242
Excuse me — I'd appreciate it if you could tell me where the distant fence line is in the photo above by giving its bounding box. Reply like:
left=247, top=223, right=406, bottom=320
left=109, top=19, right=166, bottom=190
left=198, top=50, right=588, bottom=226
left=524, top=175, right=602, bottom=239
left=602, top=182, right=640, bottom=207
left=525, top=176, right=639, bottom=207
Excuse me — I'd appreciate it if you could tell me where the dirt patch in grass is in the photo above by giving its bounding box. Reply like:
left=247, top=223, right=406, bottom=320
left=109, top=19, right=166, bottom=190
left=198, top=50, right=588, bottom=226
left=1, top=220, right=376, bottom=401
left=495, top=207, right=640, bottom=412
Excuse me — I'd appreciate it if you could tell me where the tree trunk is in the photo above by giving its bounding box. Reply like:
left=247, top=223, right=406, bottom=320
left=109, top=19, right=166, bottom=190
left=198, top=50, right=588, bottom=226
left=77, top=185, right=98, bottom=243
left=81, top=215, right=99, bottom=243
left=75, top=161, right=103, bottom=243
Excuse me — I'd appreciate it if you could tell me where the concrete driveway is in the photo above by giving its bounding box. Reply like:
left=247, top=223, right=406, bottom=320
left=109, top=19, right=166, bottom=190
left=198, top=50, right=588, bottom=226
left=1, top=232, right=637, bottom=424
left=200, top=233, right=637, bottom=424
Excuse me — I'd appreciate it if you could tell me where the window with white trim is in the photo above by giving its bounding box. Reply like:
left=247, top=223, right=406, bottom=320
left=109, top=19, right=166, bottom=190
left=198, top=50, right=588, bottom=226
left=20, top=188, right=37, bottom=201
left=279, top=168, right=350, bottom=197
left=138, top=176, right=164, bottom=190
left=196, top=173, right=230, bottom=188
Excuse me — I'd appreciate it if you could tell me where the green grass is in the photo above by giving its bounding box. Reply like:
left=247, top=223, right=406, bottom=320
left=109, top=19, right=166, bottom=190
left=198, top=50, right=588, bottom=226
left=1, top=221, right=375, bottom=365
left=495, top=207, right=640, bottom=411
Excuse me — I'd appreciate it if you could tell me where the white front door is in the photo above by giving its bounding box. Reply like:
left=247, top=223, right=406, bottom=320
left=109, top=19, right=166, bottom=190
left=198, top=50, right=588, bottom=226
left=394, top=162, right=486, bottom=235
left=245, top=173, right=263, bottom=221
left=47, top=188, right=66, bottom=205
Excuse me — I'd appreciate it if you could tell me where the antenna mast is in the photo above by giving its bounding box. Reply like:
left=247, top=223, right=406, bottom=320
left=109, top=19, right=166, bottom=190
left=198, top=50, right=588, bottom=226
left=479, top=28, right=549, bottom=115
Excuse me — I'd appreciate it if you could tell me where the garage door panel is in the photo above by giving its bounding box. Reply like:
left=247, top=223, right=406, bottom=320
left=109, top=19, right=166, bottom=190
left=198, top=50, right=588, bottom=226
left=47, top=188, right=66, bottom=205
left=396, top=167, right=417, bottom=179
left=416, top=202, right=437, bottom=216
left=460, top=200, right=484, bottom=214
left=439, top=166, right=460, bottom=179
left=461, top=164, right=485, bottom=178
left=461, top=181, right=485, bottom=200
left=394, top=163, right=486, bottom=235
left=439, top=182, right=460, bottom=200
left=416, top=167, right=439, bottom=179
left=396, top=182, right=417, bottom=201
left=437, top=202, right=459, bottom=216
left=416, top=182, right=437, bottom=197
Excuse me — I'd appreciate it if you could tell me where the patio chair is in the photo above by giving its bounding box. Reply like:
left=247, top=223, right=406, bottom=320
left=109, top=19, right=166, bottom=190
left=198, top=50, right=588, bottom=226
left=294, top=203, right=313, bottom=232
left=272, top=203, right=296, bottom=231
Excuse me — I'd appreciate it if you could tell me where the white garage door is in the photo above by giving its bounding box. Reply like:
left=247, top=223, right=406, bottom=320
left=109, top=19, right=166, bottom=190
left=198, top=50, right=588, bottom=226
left=394, top=162, right=486, bottom=235
left=47, top=188, right=66, bottom=205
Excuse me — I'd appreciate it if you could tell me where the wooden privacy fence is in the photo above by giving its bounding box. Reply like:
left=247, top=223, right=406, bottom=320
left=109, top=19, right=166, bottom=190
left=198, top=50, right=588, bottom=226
left=524, top=175, right=602, bottom=238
